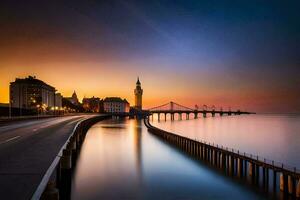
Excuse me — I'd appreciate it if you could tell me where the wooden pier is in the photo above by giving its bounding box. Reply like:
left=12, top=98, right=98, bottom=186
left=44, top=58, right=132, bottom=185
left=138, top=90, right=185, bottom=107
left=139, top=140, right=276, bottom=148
left=144, top=118, right=300, bottom=198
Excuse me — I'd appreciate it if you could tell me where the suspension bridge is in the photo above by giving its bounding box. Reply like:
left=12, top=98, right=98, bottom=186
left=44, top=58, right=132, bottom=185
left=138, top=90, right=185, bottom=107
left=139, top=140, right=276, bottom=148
left=147, top=101, right=254, bottom=120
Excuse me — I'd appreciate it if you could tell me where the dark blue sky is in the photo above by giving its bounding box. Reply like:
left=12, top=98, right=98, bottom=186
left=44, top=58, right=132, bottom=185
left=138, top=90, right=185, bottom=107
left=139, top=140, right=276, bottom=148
left=0, top=0, right=299, bottom=112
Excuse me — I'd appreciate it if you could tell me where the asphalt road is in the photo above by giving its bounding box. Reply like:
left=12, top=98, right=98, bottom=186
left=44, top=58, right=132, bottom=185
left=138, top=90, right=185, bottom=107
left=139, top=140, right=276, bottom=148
left=0, top=115, right=97, bottom=199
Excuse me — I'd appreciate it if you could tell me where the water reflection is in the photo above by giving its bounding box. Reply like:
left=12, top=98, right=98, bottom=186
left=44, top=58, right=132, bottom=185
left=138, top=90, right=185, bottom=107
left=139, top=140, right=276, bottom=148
left=132, top=119, right=143, bottom=187
left=153, top=114, right=300, bottom=168
left=71, top=118, right=267, bottom=200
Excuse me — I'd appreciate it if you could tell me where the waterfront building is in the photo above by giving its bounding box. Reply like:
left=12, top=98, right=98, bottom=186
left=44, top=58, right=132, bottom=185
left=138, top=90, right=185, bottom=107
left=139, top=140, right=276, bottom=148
left=134, top=77, right=143, bottom=110
left=55, top=93, right=63, bottom=110
left=9, top=76, right=55, bottom=110
left=103, top=97, right=130, bottom=113
left=66, top=91, right=80, bottom=106
left=82, top=96, right=103, bottom=113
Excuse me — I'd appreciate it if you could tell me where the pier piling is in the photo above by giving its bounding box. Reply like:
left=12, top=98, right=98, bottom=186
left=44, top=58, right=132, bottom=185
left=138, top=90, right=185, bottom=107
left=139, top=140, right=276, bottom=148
left=255, top=165, right=260, bottom=185
left=219, top=153, right=224, bottom=169
left=273, top=171, right=277, bottom=190
left=296, top=179, right=300, bottom=198
left=229, top=155, right=234, bottom=176
left=237, top=158, right=243, bottom=178
left=248, top=162, right=255, bottom=183
left=288, top=175, right=295, bottom=195
left=280, top=173, right=288, bottom=193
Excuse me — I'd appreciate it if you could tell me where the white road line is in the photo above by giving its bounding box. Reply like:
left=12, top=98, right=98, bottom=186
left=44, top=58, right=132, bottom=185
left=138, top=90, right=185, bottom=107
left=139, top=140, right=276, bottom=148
left=0, top=136, right=21, bottom=145
left=32, top=126, right=51, bottom=132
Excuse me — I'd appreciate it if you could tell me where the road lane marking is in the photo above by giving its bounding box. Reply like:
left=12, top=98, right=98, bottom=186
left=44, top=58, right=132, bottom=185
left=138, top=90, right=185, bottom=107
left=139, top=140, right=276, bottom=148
left=31, top=117, right=86, bottom=133
left=0, top=136, right=21, bottom=145
left=32, top=124, right=61, bottom=132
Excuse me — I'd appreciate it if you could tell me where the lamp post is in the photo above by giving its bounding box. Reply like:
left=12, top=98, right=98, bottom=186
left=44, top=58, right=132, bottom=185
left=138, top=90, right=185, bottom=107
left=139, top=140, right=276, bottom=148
left=36, top=105, right=40, bottom=118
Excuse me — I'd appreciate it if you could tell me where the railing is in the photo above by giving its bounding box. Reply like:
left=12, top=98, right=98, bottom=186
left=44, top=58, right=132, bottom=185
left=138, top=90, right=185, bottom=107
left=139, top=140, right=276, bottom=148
left=205, top=142, right=300, bottom=174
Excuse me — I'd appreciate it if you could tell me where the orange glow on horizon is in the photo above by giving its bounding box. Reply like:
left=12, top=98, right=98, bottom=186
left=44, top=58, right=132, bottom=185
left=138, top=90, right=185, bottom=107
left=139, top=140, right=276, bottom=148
left=0, top=49, right=299, bottom=113
left=1, top=64, right=299, bottom=113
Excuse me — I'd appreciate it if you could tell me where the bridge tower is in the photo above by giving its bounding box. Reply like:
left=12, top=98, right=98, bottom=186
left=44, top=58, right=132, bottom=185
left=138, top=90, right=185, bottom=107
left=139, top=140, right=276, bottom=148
left=134, top=77, right=143, bottom=110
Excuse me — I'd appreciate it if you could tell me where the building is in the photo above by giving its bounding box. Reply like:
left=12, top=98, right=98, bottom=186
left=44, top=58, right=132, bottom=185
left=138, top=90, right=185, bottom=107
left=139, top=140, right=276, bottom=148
left=134, top=77, right=143, bottom=110
left=55, top=93, right=63, bottom=110
left=103, top=97, right=130, bottom=113
left=66, top=91, right=80, bottom=105
left=10, top=76, right=55, bottom=110
left=82, top=96, right=102, bottom=113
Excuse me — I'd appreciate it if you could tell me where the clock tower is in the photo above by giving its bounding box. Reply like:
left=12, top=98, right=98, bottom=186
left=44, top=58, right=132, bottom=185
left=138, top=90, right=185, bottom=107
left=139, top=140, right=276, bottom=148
left=134, top=77, right=143, bottom=110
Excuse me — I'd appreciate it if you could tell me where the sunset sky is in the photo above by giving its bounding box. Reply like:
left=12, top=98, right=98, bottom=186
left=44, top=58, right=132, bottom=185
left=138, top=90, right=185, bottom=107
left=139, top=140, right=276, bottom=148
left=0, top=0, right=299, bottom=113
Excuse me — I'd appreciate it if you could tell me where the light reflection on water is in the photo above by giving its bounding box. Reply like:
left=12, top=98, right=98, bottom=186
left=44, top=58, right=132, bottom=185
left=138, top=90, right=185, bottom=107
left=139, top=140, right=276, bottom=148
left=71, top=118, right=267, bottom=200
left=152, top=114, right=300, bottom=168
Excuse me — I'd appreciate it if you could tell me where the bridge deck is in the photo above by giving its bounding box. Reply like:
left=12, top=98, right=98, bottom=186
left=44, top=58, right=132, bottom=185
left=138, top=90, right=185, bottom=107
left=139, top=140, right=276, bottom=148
left=148, top=101, right=255, bottom=115
left=149, top=110, right=253, bottom=114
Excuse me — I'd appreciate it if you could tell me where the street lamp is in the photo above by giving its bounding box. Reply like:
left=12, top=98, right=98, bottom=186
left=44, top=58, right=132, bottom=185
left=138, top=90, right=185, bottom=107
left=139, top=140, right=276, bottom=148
left=36, top=104, right=40, bottom=118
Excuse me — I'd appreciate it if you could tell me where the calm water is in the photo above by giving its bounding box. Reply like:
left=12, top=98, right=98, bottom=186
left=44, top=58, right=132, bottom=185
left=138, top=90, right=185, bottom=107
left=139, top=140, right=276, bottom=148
left=152, top=114, right=300, bottom=169
left=70, top=116, right=290, bottom=200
